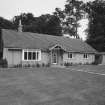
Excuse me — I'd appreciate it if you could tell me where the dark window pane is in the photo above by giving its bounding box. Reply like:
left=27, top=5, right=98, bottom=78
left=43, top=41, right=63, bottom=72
left=33, top=52, right=36, bottom=60
left=24, top=52, right=27, bottom=60
left=86, top=54, right=88, bottom=58
left=28, top=52, right=32, bottom=60
left=84, top=54, right=85, bottom=58
left=70, top=54, right=72, bottom=58
left=84, top=54, right=88, bottom=58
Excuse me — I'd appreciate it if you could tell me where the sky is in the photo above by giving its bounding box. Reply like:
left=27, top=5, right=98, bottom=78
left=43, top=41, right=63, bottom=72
left=0, top=0, right=95, bottom=19
left=0, top=0, right=94, bottom=40
left=0, top=0, right=66, bottom=19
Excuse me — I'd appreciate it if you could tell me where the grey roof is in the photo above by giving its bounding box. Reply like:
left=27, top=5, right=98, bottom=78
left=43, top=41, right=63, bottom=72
left=2, top=29, right=97, bottom=53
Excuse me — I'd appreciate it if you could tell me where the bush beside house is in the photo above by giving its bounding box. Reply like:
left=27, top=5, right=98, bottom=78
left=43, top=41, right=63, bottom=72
left=0, top=59, right=8, bottom=68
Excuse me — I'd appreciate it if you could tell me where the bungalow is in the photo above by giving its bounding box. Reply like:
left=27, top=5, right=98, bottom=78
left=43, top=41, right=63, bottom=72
left=1, top=28, right=97, bottom=67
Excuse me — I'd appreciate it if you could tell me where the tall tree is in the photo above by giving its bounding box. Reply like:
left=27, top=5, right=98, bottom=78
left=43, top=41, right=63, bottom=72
left=0, top=17, right=15, bottom=29
left=45, top=15, right=62, bottom=36
left=13, top=13, right=62, bottom=36
left=54, top=0, right=84, bottom=38
left=85, top=0, right=105, bottom=52
left=12, top=13, right=35, bottom=30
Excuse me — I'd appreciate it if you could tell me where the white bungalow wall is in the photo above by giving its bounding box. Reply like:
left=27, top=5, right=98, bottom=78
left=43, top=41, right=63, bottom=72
left=3, top=48, right=50, bottom=67
left=3, top=48, right=95, bottom=66
left=63, top=52, right=95, bottom=64
left=3, top=48, right=22, bottom=67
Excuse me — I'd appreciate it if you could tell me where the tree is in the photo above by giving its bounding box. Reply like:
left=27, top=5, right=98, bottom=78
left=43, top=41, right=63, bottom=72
left=13, top=13, right=62, bottom=36
left=12, top=13, right=35, bottom=30
left=54, top=0, right=84, bottom=38
left=85, top=0, right=105, bottom=52
left=0, top=17, right=15, bottom=29
left=45, top=15, right=62, bottom=36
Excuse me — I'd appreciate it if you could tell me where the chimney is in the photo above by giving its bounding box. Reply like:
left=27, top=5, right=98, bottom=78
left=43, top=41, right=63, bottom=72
left=18, top=20, right=23, bottom=32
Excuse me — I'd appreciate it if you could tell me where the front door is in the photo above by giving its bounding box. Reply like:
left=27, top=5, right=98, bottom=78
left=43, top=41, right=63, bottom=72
left=52, top=52, right=57, bottom=64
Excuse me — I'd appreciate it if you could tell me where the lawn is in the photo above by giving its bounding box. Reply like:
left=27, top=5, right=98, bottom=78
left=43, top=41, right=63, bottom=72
left=0, top=65, right=105, bottom=105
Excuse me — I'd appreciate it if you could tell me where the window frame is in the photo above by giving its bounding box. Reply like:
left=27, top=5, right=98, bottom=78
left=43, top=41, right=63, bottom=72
left=23, top=49, right=41, bottom=61
left=83, top=54, right=88, bottom=59
left=24, top=51, right=27, bottom=60
left=68, top=53, right=73, bottom=59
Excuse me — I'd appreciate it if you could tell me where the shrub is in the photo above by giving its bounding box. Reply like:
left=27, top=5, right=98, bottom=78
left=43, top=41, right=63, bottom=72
left=18, top=64, right=22, bottom=68
left=78, top=62, right=82, bottom=65
left=91, top=61, right=98, bottom=65
left=13, top=65, right=17, bottom=68
left=32, top=64, right=36, bottom=68
left=46, top=63, right=50, bottom=67
left=42, top=63, right=45, bottom=67
left=23, top=64, right=27, bottom=68
left=85, top=62, right=90, bottom=65
left=13, top=64, right=22, bottom=68
left=0, top=59, right=8, bottom=68
left=36, top=63, right=40, bottom=68
left=64, top=62, right=72, bottom=67
left=27, top=64, right=31, bottom=67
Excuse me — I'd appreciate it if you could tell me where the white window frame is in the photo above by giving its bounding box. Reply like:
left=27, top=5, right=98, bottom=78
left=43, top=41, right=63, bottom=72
left=22, top=49, right=41, bottom=61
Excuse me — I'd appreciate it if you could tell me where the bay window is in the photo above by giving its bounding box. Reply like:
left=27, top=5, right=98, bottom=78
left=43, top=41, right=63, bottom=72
left=24, top=52, right=27, bottom=60
left=23, top=49, right=41, bottom=61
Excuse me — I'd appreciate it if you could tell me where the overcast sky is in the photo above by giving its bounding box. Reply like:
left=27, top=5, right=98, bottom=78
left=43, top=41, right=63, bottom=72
left=0, top=0, right=95, bottom=19
left=0, top=0, right=66, bottom=19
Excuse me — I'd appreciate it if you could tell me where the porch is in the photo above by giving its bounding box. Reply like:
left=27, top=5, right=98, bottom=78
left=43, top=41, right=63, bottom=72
left=50, top=45, right=65, bottom=66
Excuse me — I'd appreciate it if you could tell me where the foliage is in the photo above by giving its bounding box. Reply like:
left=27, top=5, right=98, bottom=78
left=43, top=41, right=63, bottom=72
left=85, top=0, right=105, bottom=52
left=46, top=63, right=50, bottom=67
left=64, top=62, right=72, bottom=67
left=13, top=64, right=22, bottom=68
left=12, top=13, right=62, bottom=36
left=0, top=17, right=15, bottom=29
left=54, top=0, right=85, bottom=38
left=36, top=63, right=40, bottom=68
left=0, top=59, right=8, bottom=68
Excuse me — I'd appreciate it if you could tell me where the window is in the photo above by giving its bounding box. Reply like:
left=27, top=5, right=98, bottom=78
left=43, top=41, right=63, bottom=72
left=84, top=54, right=88, bottom=59
left=23, top=50, right=41, bottom=61
left=68, top=53, right=72, bottom=58
left=33, top=52, right=36, bottom=60
left=28, top=52, right=32, bottom=60
left=24, top=52, right=27, bottom=60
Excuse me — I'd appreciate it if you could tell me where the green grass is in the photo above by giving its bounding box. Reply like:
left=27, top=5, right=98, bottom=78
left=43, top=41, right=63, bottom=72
left=0, top=66, right=105, bottom=105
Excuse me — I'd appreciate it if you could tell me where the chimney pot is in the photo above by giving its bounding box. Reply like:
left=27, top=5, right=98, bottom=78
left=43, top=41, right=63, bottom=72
left=18, top=20, right=22, bottom=32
